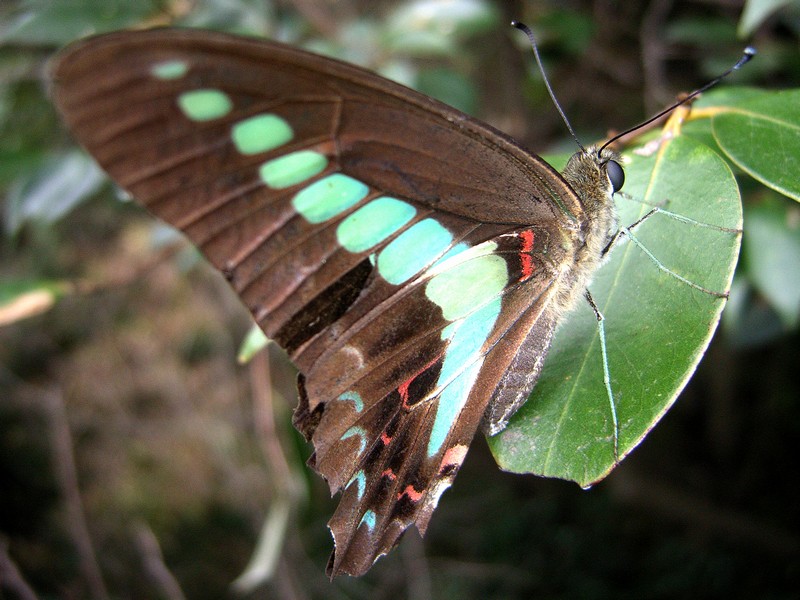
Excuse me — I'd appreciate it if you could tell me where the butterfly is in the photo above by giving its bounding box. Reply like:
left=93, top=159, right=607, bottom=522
left=51, top=27, right=670, bottom=578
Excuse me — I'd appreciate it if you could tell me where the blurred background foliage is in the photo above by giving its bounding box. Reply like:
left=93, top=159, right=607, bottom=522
left=0, top=0, right=798, bottom=598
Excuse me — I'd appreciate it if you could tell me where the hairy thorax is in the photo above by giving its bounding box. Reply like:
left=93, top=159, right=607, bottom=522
left=551, top=145, right=620, bottom=318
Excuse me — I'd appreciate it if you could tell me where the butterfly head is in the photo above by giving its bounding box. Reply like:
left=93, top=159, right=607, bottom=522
left=562, top=144, right=624, bottom=212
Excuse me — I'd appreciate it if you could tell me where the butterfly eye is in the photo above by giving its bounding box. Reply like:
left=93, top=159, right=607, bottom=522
left=606, top=159, right=625, bottom=192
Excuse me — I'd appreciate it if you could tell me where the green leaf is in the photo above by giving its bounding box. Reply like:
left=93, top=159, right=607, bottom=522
left=680, top=87, right=766, bottom=156
left=237, top=324, right=270, bottom=364
left=665, top=16, right=738, bottom=46
left=416, top=67, right=478, bottom=114
left=535, top=10, right=594, bottom=55
left=0, top=0, right=163, bottom=45
left=711, top=89, right=800, bottom=202
left=0, top=278, right=71, bottom=325
left=723, top=277, right=789, bottom=347
left=384, top=28, right=457, bottom=56
left=490, top=135, right=741, bottom=487
left=743, top=194, right=800, bottom=326
left=386, top=0, right=500, bottom=47
left=738, top=0, right=796, bottom=37
left=4, top=150, right=105, bottom=234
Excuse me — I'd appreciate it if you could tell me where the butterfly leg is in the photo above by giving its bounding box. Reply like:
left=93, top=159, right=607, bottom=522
left=604, top=206, right=738, bottom=298
left=584, top=289, right=619, bottom=462
left=601, top=207, right=659, bottom=256
left=620, top=227, right=729, bottom=298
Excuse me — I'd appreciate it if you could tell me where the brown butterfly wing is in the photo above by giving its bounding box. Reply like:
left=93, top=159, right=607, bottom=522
left=51, top=28, right=583, bottom=576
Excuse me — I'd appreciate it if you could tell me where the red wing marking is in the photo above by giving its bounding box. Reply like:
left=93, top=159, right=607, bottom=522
left=397, top=484, right=424, bottom=503
left=519, top=229, right=536, bottom=282
left=439, top=444, right=468, bottom=472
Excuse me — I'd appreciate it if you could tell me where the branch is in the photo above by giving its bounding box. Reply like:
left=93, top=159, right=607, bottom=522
left=43, top=387, right=110, bottom=600
left=132, top=523, right=186, bottom=600
left=0, top=537, right=40, bottom=600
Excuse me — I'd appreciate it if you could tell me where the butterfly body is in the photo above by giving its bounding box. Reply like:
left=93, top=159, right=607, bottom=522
left=52, top=28, right=621, bottom=576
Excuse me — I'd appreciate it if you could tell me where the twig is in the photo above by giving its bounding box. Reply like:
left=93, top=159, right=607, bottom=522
left=0, top=537, right=40, bottom=600
left=132, top=523, right=186, bottom=600
left=43, top=387, right=110, bottom=600
left=249, top=349, right=298, bottom=493
left=640, top=0, right=675, bottom=111
left=232, top=349, right=307, bottom=595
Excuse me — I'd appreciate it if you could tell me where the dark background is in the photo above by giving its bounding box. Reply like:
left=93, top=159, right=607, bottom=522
left=1, top=1, right=798, bottom=598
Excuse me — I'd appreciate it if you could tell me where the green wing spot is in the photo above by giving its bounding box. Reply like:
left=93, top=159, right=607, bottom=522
left=425, top=246, right=506, bottom=321
left=292, top=174, right=369, bottom=224
left=337, top=390, right=365, bottom=413
left=341, top=426, right=367, bottom=456
left=378, top=218, right=453, bottom=285
left=177, top=89, right=232, bottom=121
left=346, top=470, right=367, bottom=500
left=336, top=197, right=416, bottom=253
left=359, top=509, right=377, bottom=531
left=433, top=242, right=470, bottom=268
left=232, top=113, right=293, bottom=155
left=424, top=245, right=507, bottom=456
left=259, top=151, right=328, bottom=189
left=151, top=60, right=188, bottom=80
left=428, top=298, right=502, bottom=456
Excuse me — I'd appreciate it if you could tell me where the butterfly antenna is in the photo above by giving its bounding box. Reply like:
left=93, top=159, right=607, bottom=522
left=511, top=20, right=585, bottom=152
left=599, top=46, right=757, bottom=154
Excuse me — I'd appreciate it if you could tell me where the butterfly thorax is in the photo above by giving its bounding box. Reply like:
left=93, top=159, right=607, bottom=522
left=553, top=145, right=620, bottom=318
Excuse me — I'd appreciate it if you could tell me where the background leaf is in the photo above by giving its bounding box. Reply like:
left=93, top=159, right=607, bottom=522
left=738, top=0, right=796, bottom=37
left=4, top=150, right=106, bottom=234
left=0, top=0, right=164, bottom=44
left=680, top=86, right=766, bottom=154
left=742, top=193, right=800, bottom=326
left=712, top=89, right=800, bottom=201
